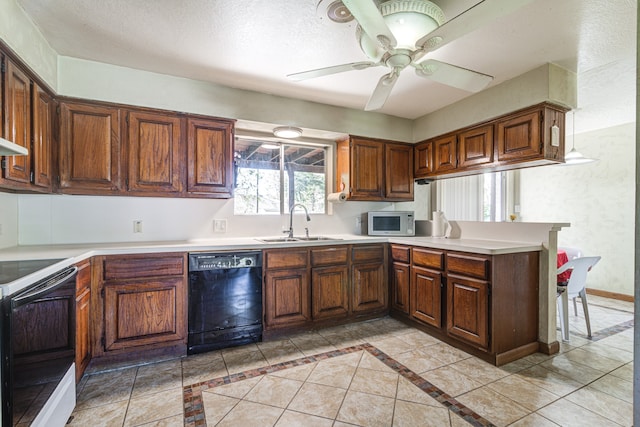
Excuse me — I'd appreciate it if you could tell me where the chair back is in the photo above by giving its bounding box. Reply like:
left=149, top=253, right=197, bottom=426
left=557, top=256, right=601, bottom=298
left=559, top=247, right=583, bottom=260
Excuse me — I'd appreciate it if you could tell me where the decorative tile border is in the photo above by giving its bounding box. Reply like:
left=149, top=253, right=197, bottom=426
left=182, top=344, right=496, bottom=427
left=570, top=319, right=634, bottom=342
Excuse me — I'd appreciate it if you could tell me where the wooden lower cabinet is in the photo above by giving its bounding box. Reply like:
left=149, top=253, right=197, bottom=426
left=410, top=266, right=442, bottom=328
left=265, top=268, right=310, bottom=327
left=446, top=274, right=489, bottom=348
left=390, top=261, right=410, bottom=315
left=351, top=262, right=386, bottom=313
left=312, top=265, right=348, bottom=320
left=92, top=253, right=187, bottom=360
left=75, top=259, right=92, bottom=382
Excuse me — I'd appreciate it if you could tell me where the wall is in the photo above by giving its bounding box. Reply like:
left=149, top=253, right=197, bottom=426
left=0, top=192, right=18, bottom=249
left=520, top=122, right=635, bottom=295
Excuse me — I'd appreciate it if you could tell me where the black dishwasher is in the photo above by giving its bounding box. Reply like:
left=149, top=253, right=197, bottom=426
left=188, top=251, right=262, bottom=354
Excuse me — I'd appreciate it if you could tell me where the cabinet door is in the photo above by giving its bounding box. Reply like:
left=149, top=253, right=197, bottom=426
left=264, top=268, right=310, bottom=327
left=187, top=117, right=234, bottom=197
left=385, top=142, right=414, bottom=200
left=32, top=84, right=54, bottom=190
left=447, top=274, right=489, bottom=349
left=59, top=102, right=121, bottom=193
left=75, top=260, right=91, bottom=381
left=128, top=110, right=183, bottom=193
left=433, top=134, right=457, bottom=173
left=351, top=262, right=386, bottom=313
left=410, top=266, right=442, bottom=327
left=496, top=110, right=541, bottom=161
left=312, top=265, right=349, bottom=320
left=103, top=277, right=186, bottom=351
left=349, top=137, right=384, bottom=200
left=458, top=124, right=493, bottom=168
left=390, top=261, right=410, bottom=315
left=2, top=58, right=31, bottom=184
left=414, top=140, right=433, bottom=177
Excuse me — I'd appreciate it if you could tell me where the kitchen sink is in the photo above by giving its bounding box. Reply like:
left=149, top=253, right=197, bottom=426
left=258, top=236, right=342, bottom=243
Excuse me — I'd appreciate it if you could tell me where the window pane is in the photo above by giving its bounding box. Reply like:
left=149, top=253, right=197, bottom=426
left=283, top=144, right=326, bottom=214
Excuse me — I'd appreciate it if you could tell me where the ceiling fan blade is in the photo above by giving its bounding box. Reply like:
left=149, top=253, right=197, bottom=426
left=342, top=0, right=397, bottom=50
left=365, top=71, right=399, bottom=111
left=415, top=59, right=493, bottom=92
left=415, top=0, right=534, bottom=55
left=287, top=61, right=378, bottom=81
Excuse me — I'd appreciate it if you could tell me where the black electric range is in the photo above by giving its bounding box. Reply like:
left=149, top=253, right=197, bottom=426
left=0, top=258, right=65, bottom=284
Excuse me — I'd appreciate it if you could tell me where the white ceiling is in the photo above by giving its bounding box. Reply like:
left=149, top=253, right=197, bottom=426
left=17, top=0, right=637, bottom=120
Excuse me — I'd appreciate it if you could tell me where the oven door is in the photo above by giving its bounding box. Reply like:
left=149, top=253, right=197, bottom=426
left=2, top=266, right=77, bottom=426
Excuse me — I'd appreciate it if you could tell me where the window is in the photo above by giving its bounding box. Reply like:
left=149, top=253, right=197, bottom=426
left=436, top=171, right=507, bottom=221
left=234, top=138, right=327, bottom=215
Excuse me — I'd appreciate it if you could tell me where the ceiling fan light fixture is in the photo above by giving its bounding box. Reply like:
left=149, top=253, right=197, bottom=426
left=273, top=126, right=303, bottom=138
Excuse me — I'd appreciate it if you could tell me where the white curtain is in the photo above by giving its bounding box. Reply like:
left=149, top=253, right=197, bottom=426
left=436, top=175, right=483, bottom=221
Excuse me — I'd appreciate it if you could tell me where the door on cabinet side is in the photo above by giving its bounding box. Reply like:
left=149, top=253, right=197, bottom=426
left=446, top=274, right=489, bottom=349
left=410, top=266, right=442, bottom=327
left=103, top=277, right=185, bottom=351
left=351, top=262, right=386, bottom=313
left=2, top=58, right=31, bottom=184
left=32, top=84, right=54, bottom=190
left=311, top=265, right=349, bottom=320
left=390, top=261, right=410, bottom=315
left=264, top=269, right=310, bottom=327
left=458, top=124, right=493, bottom=168
left=414, top=140, right=433, bottom=177
left=385, top=143, right=414, bottom=200
left=433, top=134, right=457, bottom=174
left=59, top=102, right=121, bottom=193
left=187, top=118, right=233, bottom=197
left=349, top=138, right=384, bottom=200
left=128, top=110, right=183, bottom=193
left=496, top=110, right=541, bottom=161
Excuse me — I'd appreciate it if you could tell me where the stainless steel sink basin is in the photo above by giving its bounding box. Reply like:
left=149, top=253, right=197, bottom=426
left=258, top=236, right=342, bottom=243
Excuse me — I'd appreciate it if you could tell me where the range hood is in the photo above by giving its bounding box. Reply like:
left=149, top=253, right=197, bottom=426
left=0, top=137, right=28, bottom=156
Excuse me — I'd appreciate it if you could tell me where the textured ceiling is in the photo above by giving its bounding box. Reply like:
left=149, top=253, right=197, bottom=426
left=17, top=0, right=637, bottom=120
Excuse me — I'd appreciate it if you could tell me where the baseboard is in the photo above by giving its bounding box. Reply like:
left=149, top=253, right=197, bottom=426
left=538, top=340, right=560, bottom=355
left=586, top=288, right=634, bottom=302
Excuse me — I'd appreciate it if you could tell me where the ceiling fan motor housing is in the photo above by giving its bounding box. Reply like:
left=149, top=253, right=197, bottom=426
left=356, top=0, right=445, bottom=60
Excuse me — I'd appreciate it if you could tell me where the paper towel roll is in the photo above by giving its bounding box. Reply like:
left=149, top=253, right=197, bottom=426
left=327, top=192, right=347, bottom=203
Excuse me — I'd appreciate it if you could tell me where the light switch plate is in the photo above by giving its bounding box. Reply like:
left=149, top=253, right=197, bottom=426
left=133, top=220, right=143, bottom=233
left=213, top=219, right=227, bottom=233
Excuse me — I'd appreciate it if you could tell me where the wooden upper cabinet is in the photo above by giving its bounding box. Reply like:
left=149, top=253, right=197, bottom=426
left=433, top=133, right=457, bottom=174
left=458, top=124, right=493, bottom=168
left=2, top=58, right=31, bottom=184
left=32, top=84, right=54, bottom=190
left=349, top=137, right=384, bottom=200
left=127, top=110, right=183, bottom=194
left=414, top=140, right=433, bottom=178
left=496, top=110, right=541, bottom=161
left=385, top=142, right=414, bottom=200
left=187, top=117, right=234, bottom=197
left=59, top=101, right=121, bottom=193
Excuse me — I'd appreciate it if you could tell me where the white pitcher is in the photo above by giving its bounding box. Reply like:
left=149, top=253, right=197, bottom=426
left=431, top=211, right=451, bottom=238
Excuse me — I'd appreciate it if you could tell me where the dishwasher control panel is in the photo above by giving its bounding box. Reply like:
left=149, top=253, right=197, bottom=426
left=189, top=251, right=262, bottom=271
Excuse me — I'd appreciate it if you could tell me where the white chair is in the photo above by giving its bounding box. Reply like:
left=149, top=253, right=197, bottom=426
left=556, top=256, right=601, bottom=341
left=558, top=246, right=583, bottom=315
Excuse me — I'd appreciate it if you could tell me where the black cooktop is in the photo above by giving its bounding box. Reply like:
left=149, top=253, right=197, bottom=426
left=0, top=259, right=65, bottom=284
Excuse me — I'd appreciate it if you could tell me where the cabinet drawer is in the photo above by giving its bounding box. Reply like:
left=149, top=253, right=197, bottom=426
left=390, top=245, right=410, bottom=263
left=103, top=254, right=185, bottom=280
left=311, top=247, right=348, bottom=267
left=447, top=252, right=490, bottom=280
left=265, top=249, right=308, bottom=269
left=352, top=244, right=385, bottom=263
left=412, top=248, right=444, bottom=270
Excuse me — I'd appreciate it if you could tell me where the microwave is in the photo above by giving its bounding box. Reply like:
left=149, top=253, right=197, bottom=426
left=363, top=211, right=415, bottom=236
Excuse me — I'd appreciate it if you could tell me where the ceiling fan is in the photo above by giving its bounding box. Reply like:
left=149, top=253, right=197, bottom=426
left=287, top=0, right=533, bottom=111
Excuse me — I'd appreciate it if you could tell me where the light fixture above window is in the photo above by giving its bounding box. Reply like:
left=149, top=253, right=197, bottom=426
left=261, top=143, right=280, bottom=150
left=273, top=126, right=303, bottom=139
left=563, top=110, right=597, bottom=166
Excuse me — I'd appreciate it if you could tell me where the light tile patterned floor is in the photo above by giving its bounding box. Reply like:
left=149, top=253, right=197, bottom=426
left=68, top=295, right=634, bottom=426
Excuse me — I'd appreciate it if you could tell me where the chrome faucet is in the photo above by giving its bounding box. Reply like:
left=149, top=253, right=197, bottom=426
left=285, top=203, right=310, bottom=239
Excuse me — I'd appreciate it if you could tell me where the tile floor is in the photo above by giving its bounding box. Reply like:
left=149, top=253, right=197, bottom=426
left=68, top=295, right=634, bottom=426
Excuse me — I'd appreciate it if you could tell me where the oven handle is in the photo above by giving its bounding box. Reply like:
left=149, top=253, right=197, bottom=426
left=12, top=266, right=78, bottom=308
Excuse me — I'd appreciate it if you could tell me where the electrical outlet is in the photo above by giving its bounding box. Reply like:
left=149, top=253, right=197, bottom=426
left=133, top=220, right=143, bottom=233
left=213, top=219, right=227, bottom=233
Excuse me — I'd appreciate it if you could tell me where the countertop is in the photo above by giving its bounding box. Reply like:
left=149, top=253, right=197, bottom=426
left=0, top=234, right=542, bottom=297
